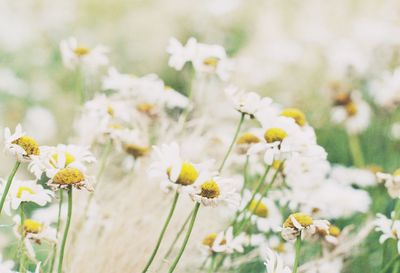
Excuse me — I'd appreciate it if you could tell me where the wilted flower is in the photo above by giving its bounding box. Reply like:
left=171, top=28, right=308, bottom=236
left=4, top=124, right=40, bottom=162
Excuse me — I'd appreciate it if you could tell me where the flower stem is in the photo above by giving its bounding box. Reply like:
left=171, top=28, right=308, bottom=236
left=348, top=133, right=364, bottom=167
left=293, top=237, right=302, bottom=273
left=208, top=254, right=216, bottom=273
left=58, top=187, right=73, bottom=273
left=0, top=161, right=21, bottom=214
left=49, top=191, right=64, bottom=273
left=19, top=202, right=26, bottom=273
left=167, top=202, right=200, bottom=273
left=163, top=210, right=193, bottom=260
left=142, top=191, right=180, bottom=273
left=379, top=255, right=398, bottom=273
left=218, top=113, right=245, bottom=173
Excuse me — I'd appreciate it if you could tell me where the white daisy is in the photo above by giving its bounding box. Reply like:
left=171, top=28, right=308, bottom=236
left=280, top=213, right=329, bottom=242
left=375, top=213, right=400, bottom=253
left=0, top=255, right=16, bottom=273
left=47, top=167, right=94, bottom=191
left=263, top=247, right=292, bottom=273
left=377, top=169, right=400, bottom=198
left=202, top=227, right=247, bottom=254
left=4, top=124, right=40, bottom=162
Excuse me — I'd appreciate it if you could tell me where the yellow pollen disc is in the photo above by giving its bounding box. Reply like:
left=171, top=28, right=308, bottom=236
left=202, top=233, right=218, bottom=247
left=273, top=242, right=286, bottom=253
left=283, top=213, right=313, bottom=228
left=164, top=86, right=173, bottom=91
left=124, top=144, right=149, bottom=158
left=329, top=225, right=341, bottom=237
left=203, top=57, right=219, bottom=68
left=248, top=200, right=269, bottom=218
left=167, top=162, right=199, bottom=186
left=366, top=165, right=382, bottom=174
left=333, top=92, right=352, bottom=106
left=108, top=123, right=123, bottom=130
left=345, top=102, right=358, bottom=116
left=264, top=128, right=288, bottom=143
left=393, top=169, right=400, bottom=177
left=237, top=133, right=260, bottom=145
left=136, top=103, right=155, bottom=114
left=53, top=168, right=85, bottom=185
left=12, top=136, right=40, bottom=156
left=272, top=160, right=283, bottom=170
left=73, top=46, right=90, bottom=56
left=107, top=106, right=115, bottom=116
left=52, top=152, right=75, bottom=168
left=17, top=187, right=34, bottom=198
left=200, top=180, right=220, bottom=199
left=23, top=219, right=42, bottom=234
left=281, top=108, right=307, bottom=127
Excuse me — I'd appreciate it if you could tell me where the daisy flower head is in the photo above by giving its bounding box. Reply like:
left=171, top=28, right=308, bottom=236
left=148, top=142, right=214, bottom=193
left=280, top=108, right=307, bottom=127
left=281, top=212, right=329, bottom=242
left=369, top=68, right=400, bottom=110
left=60, top=37, right=109, bottom=71
left=0, top=255, right=16, bottom=273
left=202, top=227, right=247, bottom=255
left=4, top=124, right=40, bottom=162
left=190, top=176, right=240, bottom=208
left=263, top=247, right=292, bottom=273
left=1, top=179, right=53, bottom=215
left=13, top=216, right=56, bottom=259
left=114, top=129, right=150, bottom=159
left=241, top=190, right=282, bottom=232
left=377, top=169, right=400, bottom=198
left=225, top=85, right=266, bottom=117
left=47, top=167, right=93, bottom=191
left=29, top=144, right=96, bottom=179
left=375, top=213, right=400, bottom=253
left=166, top=37, right=197, bottom=71
left=249, top=116, right=302, bottom=165
left=236, top=131, right=262, bottom=155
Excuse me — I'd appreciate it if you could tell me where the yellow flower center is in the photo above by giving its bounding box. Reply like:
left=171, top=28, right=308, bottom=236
left=53, top=168, right=85, bottom=185
left=329, top=225, right=341, bottom=237
left=200, top=180, right=220, bottom=199
left=202, top=233, right=218, bottom=247
left=345, top=102, right=358, bottom=116
left=273, top=242, right=286, bottom=253
left=264, top=128, right=288, bottom=143
left=136, top=103, right=155, bottom=114
left=51, top=152, right=75, bottom=168
left=281, top=108, right=307, bottom=127
left=124, top=144, right=149, bottom=158
left=248, top=200, right=269, bottom=218
left=74, top=46, right=90, bottom=57
left=164, top=85, right=173, bottom=91
left=237, top=133, right=260, bottom=145
left=167, top=162, right=199, bottom=186
left=333, top=92, right=352, bottom=106
left=12, top=136, right=40, bottom=156
left=17, top=187, right=34, bottom=198
left=108, top=123, right=123, bottom=130
left=272, top=160, right=283, bottom=170
left=107, top=106, right=114, bottom=116
left=283, top=213, right=313, bottom=228
left=23, top=219, right=42, bottom=234
left=366, top=165, right=382, bottom=174
left=393, top=169, right=400, bottom=177
left=203, top=57, right=219, bottom=68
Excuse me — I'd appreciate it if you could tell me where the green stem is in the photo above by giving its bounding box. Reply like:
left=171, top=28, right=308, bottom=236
left=163, top=210, right=193, bottom=260
left=393, top=260, right=400, bottom=273
left=0, top=161, right=21, bottom=214
left=58, top=188, right=73, bottom=273
left=348, top=133, right=364, bottom=167
left=19, top=203, right=26, bottom=273
left=379, top=255, right=398, bottom=273
left=293, top=237, right=302, bottom=273
left=142, top=191, right=180, bottom=273
left=218, top=113, right=245, bottom=173
left=167, top=203, right=200, bottom=273
left=49, top=191, right=64, bottom=273
left=208, top=254, right=216, bottom=273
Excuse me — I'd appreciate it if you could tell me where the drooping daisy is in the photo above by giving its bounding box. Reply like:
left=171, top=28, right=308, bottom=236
left=281, top=212, right=329, bottom=242
left=4, top=124, right=40, bottom=162
left=13, top=216, right=57, bottom=258
left=263, top=247, right=292, bottom=273
left=47, top=167, right=94, bottom=191
left=60, top=37, right=109, bottom=71
left=375, top=213, right=400, bottom=253
left=114, top=129, right=150, bottom=159
left=1, top=179, right=53, bottom=215
left=235, top=131, right=262, bottom=155
left=240, top=190, right=282, bottom=232
left=377, top=169, right=400, bottom=198
left=190, top=176, right=240, bottom=208
left=202, top=227, right=247, bottom=254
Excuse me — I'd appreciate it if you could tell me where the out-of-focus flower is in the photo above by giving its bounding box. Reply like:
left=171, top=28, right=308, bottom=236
left=202, top=227, right=247, bottom=254
left=391, top=122, right=400, bottom=140
left=1, top=179, right=53, bottom=216
left=4, top=124, right=40, bottom=162
left=377, top=169, right=400, bottom=198
left=370, top=68, right=400, bottom=110
left=330, top=165, right=376, bottom=187
left=60, top=37, right=109, bottom=71
left=263, top=247, right=292, bottom=273
left=0, top=255, right=16, bottom=273
left=375, top=213, right=400, bottom=253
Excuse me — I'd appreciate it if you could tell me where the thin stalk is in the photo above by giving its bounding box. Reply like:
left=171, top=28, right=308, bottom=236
left=163, top=210, right=193, bottom=260
left=58, top=188, right=73, bottom=273
left=218, top=113, right=245, bottom=172
left=379, top=255, right=398, bottom=273
left=167, top=203, right=200, bottom=273
left=208, top=254, right=216, bottom=273
left=293, top=237, right=302, bottom=273
left=0, top=161, right=21, bottom=214
left=348, top=133, right=364, bottom=167
left=19, top=203, right=26, bottom=273
left=49, top=191, right=64, bottom=273
left=142, top=191, right=180, bottom=273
